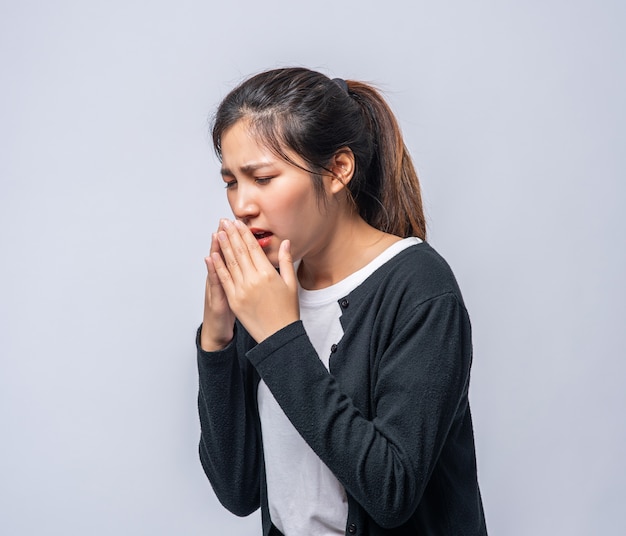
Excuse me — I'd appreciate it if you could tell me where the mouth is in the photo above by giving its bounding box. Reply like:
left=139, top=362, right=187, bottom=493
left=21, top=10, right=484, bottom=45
left=250, top=228, right=274, bottom=248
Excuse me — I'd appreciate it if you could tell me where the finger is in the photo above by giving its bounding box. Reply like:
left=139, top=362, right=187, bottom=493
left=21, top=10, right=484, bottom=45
left=210, top=250, right=236, bottom=297
left=205, top=255, right=232, bottom=312
left=216, top=229, right=245, bottom=282
left=233, top=219, right=271, bottom=270
left=210, top=229, right=222, bottom=257
left=206, top=233, right=227, bottom=294
left=278, top=240, right=298, bottom=293
left=205, top=253, right=225, bottom=293
left=209, top=232, right=226, bottom=270
left=220, top=220, right=254, bottom=275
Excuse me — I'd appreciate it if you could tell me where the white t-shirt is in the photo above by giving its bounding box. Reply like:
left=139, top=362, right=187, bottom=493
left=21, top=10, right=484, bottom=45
left=257, top=237, right=420, bottom=535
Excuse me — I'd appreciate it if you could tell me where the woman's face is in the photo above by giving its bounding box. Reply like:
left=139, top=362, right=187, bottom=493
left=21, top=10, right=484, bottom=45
left=219, top=120, right=335, bottom=267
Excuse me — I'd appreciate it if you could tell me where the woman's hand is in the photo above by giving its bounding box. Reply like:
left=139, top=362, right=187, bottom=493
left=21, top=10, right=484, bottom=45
left=200, top=223, right=236, bottom=351
left=210, top=219, right=299, bottom=344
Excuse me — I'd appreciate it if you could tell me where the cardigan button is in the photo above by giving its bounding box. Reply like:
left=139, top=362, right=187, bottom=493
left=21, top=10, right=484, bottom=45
left=339, top=298, right=349, bottom=308
left=330, top=344, right=338, bottom=353
left=347, top=523, right=357, bottom=534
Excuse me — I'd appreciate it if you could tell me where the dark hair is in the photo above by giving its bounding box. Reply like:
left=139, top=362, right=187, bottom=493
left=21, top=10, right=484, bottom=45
left=212, top=68, right=426, bottom=240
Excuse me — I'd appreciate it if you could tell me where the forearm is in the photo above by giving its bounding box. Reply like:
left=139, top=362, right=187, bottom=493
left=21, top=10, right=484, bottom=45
left=246, top=295, right=471, bottom=528
left=196, top=326, right=262, bottom=516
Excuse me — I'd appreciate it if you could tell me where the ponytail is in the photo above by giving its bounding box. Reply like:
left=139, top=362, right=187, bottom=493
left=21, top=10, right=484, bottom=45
left=212, top=68, right=426, bottom=240
left=344, top=81, right=426, bottom=240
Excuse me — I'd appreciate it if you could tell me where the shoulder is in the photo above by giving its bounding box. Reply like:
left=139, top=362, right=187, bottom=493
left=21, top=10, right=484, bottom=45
left=394, top=241, right=459, bottom=285
left=349, top=242, right=466, bottom=310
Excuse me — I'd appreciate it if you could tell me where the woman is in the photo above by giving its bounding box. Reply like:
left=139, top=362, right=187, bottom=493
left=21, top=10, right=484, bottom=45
left=197, top=67, right=487, bottom=535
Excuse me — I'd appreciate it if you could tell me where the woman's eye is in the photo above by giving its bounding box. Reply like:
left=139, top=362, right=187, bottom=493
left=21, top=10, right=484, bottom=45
left=224, top=180, right=237, bottom=189
left=255, top=177, right=273, bottom=185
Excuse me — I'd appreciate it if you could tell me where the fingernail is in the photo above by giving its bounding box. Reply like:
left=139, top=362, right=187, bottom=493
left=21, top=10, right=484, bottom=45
left=217, top=231, right=226, bottom=241
left=221, top=219, right=231, bottom=229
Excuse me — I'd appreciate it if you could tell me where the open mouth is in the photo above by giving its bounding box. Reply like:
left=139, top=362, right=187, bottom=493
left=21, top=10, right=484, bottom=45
left=251, top=229, right=273, bottom=248
left=253, top=231, right=272, bottom=239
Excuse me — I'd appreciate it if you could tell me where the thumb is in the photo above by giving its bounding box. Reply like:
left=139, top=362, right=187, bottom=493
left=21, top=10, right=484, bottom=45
left=278, top=240, right=297, bottom=292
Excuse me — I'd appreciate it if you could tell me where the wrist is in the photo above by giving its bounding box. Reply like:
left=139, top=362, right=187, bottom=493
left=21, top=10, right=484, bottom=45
left=200, top=324, right=234, bottom=352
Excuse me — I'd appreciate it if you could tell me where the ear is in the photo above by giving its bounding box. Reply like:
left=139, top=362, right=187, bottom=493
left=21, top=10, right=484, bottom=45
left=328, top=148, right=355, bottom=194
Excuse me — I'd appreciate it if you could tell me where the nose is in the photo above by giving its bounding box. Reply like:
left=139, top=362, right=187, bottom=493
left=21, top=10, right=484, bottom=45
left=229, top=183, right=259, bottom=223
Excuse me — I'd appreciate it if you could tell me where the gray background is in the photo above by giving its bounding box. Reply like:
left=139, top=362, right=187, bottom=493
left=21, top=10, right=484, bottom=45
left=1, top=1, right=624, bottom=534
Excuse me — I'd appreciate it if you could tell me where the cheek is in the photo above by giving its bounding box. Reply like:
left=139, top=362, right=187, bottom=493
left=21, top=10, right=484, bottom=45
left=270, top=192, right=316, bottom=224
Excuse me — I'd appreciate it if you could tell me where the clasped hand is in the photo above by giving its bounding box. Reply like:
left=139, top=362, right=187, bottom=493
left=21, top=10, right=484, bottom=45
left=201, top=219, right=299, bottom=351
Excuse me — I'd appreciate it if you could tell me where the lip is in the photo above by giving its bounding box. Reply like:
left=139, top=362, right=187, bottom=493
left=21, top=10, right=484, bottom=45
left=249, top=227, right=274, bottom=249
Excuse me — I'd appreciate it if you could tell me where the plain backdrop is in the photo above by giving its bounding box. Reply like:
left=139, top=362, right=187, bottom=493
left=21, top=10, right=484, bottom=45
left=1, top=1, right=624, bottom=534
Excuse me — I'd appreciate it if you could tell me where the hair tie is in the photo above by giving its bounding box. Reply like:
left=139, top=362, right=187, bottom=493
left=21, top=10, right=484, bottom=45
left=332, top=78, right=349, bottom=94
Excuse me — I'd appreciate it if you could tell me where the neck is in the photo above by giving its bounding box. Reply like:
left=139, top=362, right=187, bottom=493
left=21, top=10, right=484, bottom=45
left=297, top=211, right=401, bottom=290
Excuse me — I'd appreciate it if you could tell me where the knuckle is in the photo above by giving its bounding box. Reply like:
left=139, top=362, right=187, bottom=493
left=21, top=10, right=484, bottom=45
left=217, top=266, right=231, bottom=281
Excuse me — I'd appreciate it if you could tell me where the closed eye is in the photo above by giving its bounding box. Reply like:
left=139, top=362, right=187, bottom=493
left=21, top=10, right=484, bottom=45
left=224, top=179, right=237, bottom=189
left=255, top=177, right=273, bottom=185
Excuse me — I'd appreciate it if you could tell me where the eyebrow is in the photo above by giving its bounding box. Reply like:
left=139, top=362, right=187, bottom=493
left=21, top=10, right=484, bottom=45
left=220, top=162, right=274, bottom=177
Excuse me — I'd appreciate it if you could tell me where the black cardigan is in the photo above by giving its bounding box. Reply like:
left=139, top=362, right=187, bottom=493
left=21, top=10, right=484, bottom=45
left=197, top=242, right=487, bottom=535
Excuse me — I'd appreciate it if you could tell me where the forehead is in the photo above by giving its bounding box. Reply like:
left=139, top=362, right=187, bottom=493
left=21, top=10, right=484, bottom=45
left=221, top=119, right=263, bottom=151
left=220, top=119, right=307, bottom=173
left=220, top=121, right=274, bottom=160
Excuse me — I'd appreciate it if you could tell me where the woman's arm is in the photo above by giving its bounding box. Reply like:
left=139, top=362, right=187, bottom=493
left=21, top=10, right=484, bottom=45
left=246, top=292, right=473, bottom=529
left=197, top=325, right=262, bottom=516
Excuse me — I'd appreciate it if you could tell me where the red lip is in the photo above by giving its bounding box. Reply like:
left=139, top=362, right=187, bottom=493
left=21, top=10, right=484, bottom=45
left=249, top=228, right=273, bottom=248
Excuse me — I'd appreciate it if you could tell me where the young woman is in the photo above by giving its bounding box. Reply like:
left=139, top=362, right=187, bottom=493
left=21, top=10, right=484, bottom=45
left=197, top=68, right=487, bottom=535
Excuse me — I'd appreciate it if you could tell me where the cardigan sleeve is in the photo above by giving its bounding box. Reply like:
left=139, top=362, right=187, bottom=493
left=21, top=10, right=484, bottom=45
left=196, top=325, right=262, bottom=517
left=245, top=291, right=473, bottom=529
